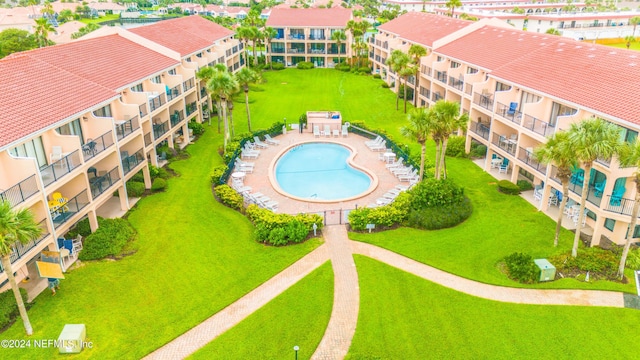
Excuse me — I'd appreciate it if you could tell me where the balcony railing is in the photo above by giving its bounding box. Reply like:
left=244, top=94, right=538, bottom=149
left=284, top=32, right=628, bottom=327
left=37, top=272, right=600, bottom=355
left=566, top=182, right=602, bottom=207
left=469, top=121, right=490, bottom=140
left=328, top=48, right=341, bottom=54
left=288, top=33, right=305, bottom=40
left=596, top=156, right=611, bottom=167
left=0, top=220, right=47, bottom=272
left=41, top=150, right=81, bottom=187
left=271, top=48, right=285, bottom=54
left=51, top=189, right=90, bottom=229
left=287, top=48, right=304, bottom=54
left=116, top=116, right=140, bottom=141
left=432, top=92, right=443, bottom=102
left=465, top=83, right=472, bottom=95
left=604, top=196, right=637, bottom=216
left=308, top=35, right=325, bottom=40
left=186, top=102, right=197, bottom=117
left=183, top=78, right=195, bottom=92
left=83, top=130, right=114, bottom=161
left=419, top=87, right=431, bottom=99
left=517, top=147, right=546, bottom=175
left=167, top=85, right=181, bottom=101
left=421, top=66, right=431, bottom=77
left=153, top=120, right=169, bottom=139
left=122, top=149, right=145, bottom=175
left=171, top=109, right=185, bottom=127
left=495, top=102, right=523, bottom=126
left=144, top=132, right=152, bottom=147
left=491, top=133, right=517, bottom=156
left=149, top=93, right=166, bottom=113
left=308, top=48, right=326, bottom=54
left=200, top=88, right=207, bottom=99
left=139, top=103, right=148, bottom=118
left=522, top=115, right=554, bottom=137
left=448, top=76, right=464, bottom=91
left=473, top=92, right=494, bottom=111
left=0, top=174, right=39, bottom=208
left=89, top=166, right=120, bottom=199
left=435, top=70, right=447, bottom=84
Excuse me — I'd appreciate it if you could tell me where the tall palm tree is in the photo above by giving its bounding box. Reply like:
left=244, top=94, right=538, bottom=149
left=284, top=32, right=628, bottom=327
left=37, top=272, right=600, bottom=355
left=234, top=67, right=261, bottom=132
left=408, top=44, right=427, bottom=108
left=534, top=131, right=575, bottom=247
left=386, top=50, right=410, bottom=111
left=235, top=26, right=253, bottom=67
left=207, top=70, right=238, bottom=152
left=263, top=26, right=277, bottom=69
left=250, top=27, right=262, bottom=68
left=401, top=107, right=433, bottom=181
left=630, top=16, right=640, bottom=37
left=34, top=17, right=53, bottom=48
left=567, top=118, right=621, bottom=257
left=624, top=35, right=636, bottom=49
left=0, top=200, right=43, bottom=336
left=445, top=0, right=462, bottom=17
left=616, top=139, right=640, bottom=279
left=330, top=30, right=346, bottom=64
left=399, top=63, right=416, bottom=114
left=196, top=66, right=215, bottom=127
left=431, top=100, right=468, bottom=179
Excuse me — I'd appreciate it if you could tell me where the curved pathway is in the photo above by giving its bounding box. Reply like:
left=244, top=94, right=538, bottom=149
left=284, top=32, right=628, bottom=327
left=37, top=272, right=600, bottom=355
left=145, top=226, right=629, bottom=359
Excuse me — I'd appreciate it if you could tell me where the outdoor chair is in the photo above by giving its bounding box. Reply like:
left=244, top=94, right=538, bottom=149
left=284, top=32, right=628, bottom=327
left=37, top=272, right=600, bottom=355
left=594, top=182, right=605, bottom=197
left=253, top=136, right=268, bottom=149
left=313, top=126, right=320, bottom=138
left=264, top=134, right=280, bottom=145
left=507, top=102, right=518, bottom=116
left=324, top=125, right=331, bottom=138
left=341, top=125, right=348, bottom=137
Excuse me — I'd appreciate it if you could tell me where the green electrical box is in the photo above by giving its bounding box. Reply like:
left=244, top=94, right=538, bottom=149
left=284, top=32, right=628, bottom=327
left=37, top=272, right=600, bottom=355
left=534, top=259, right=556, bottom=282
left=58, top=324, right=86, bottom=354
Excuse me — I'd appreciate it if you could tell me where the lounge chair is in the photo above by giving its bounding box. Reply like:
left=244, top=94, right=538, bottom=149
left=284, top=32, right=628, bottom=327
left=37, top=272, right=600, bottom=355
left=341, top=125, right=348, bottom=137
left=386, top=158, right=404, bottom=170
left=313, top=125, right=320, bottom=138
left=392, top=165, right=413, bottom=177
left=399, top=170, right=419, bottom=182
left=365, top=136, right=382, bottom=146
left=253, top=136, right=269, bottom=148
left=369, top=140, right=387, bottom=152
left=333, top=129, right=340, bottom=137
left=324, top=125, right=331, bottom=138
left=376, top=197, right=393, bottom=206
left=264, top=134, right=280, bottom=145
left=241, top=149, right=259, bottom=159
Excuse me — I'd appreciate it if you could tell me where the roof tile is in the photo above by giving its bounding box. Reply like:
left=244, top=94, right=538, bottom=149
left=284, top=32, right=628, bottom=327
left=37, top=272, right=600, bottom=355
left=266, top=7, right=352, bottom=27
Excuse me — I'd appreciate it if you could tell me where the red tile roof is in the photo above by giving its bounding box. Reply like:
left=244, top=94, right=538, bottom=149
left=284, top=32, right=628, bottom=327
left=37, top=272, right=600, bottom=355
left=491, top=42, right=640, bottom=124
left=16, top=34, right=179, bottom=91
left=130, top=15, right=234, bottom=57
left=378, top=12, right=471, bottom=48
left=0, top=54, right=116, bottom=148
left=266, top=7, right=352, bottom=27
left=435, top=26, right=563, bottom=70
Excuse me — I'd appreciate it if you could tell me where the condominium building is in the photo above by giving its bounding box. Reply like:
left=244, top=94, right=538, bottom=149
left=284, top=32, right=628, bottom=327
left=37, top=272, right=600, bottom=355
left=0, top=15, right=242, bottom=294
left=370, top=12, right=640, bottom=247
left=265, top=7, right=353, bottom=68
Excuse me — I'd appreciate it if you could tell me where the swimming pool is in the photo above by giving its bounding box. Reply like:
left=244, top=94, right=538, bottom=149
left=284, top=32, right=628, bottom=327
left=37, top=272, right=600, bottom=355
left=274, top=143, right=372, bottom=201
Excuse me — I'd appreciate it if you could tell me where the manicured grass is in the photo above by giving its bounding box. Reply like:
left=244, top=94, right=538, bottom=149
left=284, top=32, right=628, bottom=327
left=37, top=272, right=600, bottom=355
left=1, top=129, right=320, bottom=359
left=351, top=156, right=636, bottom=292
left=348, top=256, right=640, bottom=359
left=190, top=261, right=333, bottom=360
left=607, top=42, right=640, bottom=51
left=80, top=14, right=120, bottom=25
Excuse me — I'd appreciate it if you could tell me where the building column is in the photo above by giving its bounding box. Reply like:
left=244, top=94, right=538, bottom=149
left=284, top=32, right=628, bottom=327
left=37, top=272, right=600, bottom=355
left=117, top=186, right=129, bottom=211
left=88, top=210, right=99, bottom=233
left=149, top=149, right=158, bottom=167
left=590, top=214, right=606, bottom=247
left=540, top=184, right=552, bottom=212
left=142, top=163, right=152, bottom=189
left=510, top=164, right=519, bottom=184
left=183, top=123, right=190, bottom=143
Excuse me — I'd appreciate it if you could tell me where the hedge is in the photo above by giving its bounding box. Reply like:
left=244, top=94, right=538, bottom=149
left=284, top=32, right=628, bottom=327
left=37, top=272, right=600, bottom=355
left=210, top=165, right=228, bottom=186
left=503, top=252, right=539, bottom=283
left=214, top=184, right=244, bottom=211
left=151, top=178, right=167, bottom=192
left=0, top=288, right=29, bottom=331
left=406, top=197, right=473, bottom=230
left=349, top=193, right=411, bottom=231
left=497, top=180, right=520, bottom=195
left=246, top=205, right=323, bottom=246
left=79, top=218, right=136, bottom=261
left=271, top=63, right=285, bottom=70
left=126, top=181, right=146, bottom=197
left=409, top=178, right=465, bottom=209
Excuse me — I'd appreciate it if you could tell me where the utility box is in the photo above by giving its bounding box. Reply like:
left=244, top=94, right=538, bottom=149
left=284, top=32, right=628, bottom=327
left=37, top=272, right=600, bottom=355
left=58, top=324, right=86, bottom=354
left=534, top=259, right=556, bottom=282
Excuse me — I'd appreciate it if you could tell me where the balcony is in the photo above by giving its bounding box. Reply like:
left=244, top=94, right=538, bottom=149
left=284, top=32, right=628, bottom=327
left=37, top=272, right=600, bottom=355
left=308, top=47, right=326, bottom=54
left=166, top=85, right=181, bottom=101
left=566, top=181, right=602, bottom=207
left=491, top=133, right=517, bottom=156
left=596, top=156, right=611, bottom=168
left=51, top=190, right=90, bottom=229
left=465, top=83, right=472, bottom=95
left=432, top=92, right=443, bottom=102
left=419, top=87, right=431, bottom=99
left=186, top=102, right=197, bottom=117
left=116, top=116, right=140, bottom=141
left=287, top=48, right=304, bottom=54
left=271, top=48, right=285, bottom=54
left=144, top=132, right=152, bottom=147
left=421, top=66, right=431, bottom=77
left=382, top=41, right=388, bottom=49
left=41, top=150, right=82, bottom=187
left=308, top=34, right=325, bottom=40
left=434, top=70, right=447, bottom=84
left=495, top=102, right=523, bottom=126
left=517, top=147, right=546, bottom=175
left=183, top=78, right=195, bottom=92
left=522, top=115, right=554, bottom=137
left=0, top=174, right=39, bottom=208
left=0, top=220, right=47, bottom=272
left=83, top=130, right=114, bottom=161
left=288, top=33, right=305, bottom=40
left=153, top=120, right=169, bottom=139
left=89, top=166, right=120, bottom=199
left=171, top=109, right=185, bottom=127
left=448, top=76, right=464, bottom=91
left=604, top=195, right=638, bottom=216
left=149, top=93, right=166, bottom=113
left=200, top=88, right=207, bottom=99
left=469, top=121, right=490, bottom=140
left=122, top=149, right=145, bottom=175
left=139, top=103, right=148, bottom=118
left=473, top=92, right=494, bottom=111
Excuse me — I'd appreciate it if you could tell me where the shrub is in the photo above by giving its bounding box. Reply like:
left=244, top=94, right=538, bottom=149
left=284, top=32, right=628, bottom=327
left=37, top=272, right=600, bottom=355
left=188, top=121, right=205, bottom=136
left=358, top=66, right=371, bottom=73
left=406, top=197, right=473, bottom=230
left=497, top=180, right=520, bottom=195
left=551, top=247, right=618, bottom=280
left=503, top=252, right=539, bottom=283
left=214, top=184, right=244, bottom=211
left=626, top=248, right=640, bottom=270
left=151, top=178, right=167, bottom=192
left=79, top=218, right=136, bottom=261
left=334, top=62, right=351, bottom=72
left=296, top=61, right=314, bottom=69
left=131, top=170, right=145, bottom=183
left=157, top=167, right=170, bottom=180
left=445, top=136, right=468, bottom=158
left=469, top=143, right=487, bottom=158
left=397, top=84, right=414, bottom=100
left=271, top=62, right=285, bottom=70
left=373, top=74, right=381, bottom=79
left=210, top=165, right=228, bottom=186
left=381, top=82, right=390, bottom=88
left=517, top=180, right=534, bottom=191
left=66, top=217, right=97, bottom=238
left=126, top=181, right=146, bottom=197
left=409, top=178, right=465, bottom=209
left=156, top=144, right=173, bottom=160
left=246, top=205, right=322, bottom=246
left=148, top=164, right=160, bottom=179
left=0, top=288, right=29, bottom=331
left=348, top=193, right=411, bottom=231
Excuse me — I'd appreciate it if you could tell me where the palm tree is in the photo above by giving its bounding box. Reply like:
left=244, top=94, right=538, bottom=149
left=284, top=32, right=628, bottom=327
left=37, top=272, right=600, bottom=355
left=330, top=30, right=346, bottom=64
left=250, top=27, right=262, bottom=68
left=34, top=17, right=54, bottom=48
left=408, top=44, right=427, bottom=107
left=431, top=100, right=468, bottom=179
left=401, top=107, right=432, bottom=181
left=534, top=131, right=575, bottom=247
left=624, top=35, right=636, bottom=49
left=616, top=139, right=640, bottom=279
left=546, top=28, right=561, bottom=36
left=567, top=118, right=621, bottom=257
left=386, top=50, right=410, bottom=111
left=445, top=0, right=462, bottom=17
left=235, top=26, right=253, bottom=67
left=263, top=27, right=277, bottom=69
left=0, top=200, right=43, bottom=336
left=207, top=70, right=238, bottom=152
left=196, top=66, right=216, bottom=127
left=234, top=67, right=261, bottom=132
left=399, top=63, right=416, bottom=114
left=630, top=16, right=640, bottom=37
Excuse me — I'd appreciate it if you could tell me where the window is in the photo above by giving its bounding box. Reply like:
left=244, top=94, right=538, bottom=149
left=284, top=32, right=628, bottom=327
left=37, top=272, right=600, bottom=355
left=131, top=83, right=144, bottom=92
left=549, top=102, right=576, bottom=126
left=151, top=75, right=161, bottom=84
left=56, top=119, right=84, bottom=144
left=521, top=91, right=541, bottom=104
left=451, top=61, right=460, bottom=69
left=495, top=82, right=511, bottom=92
left=437, top=55, right=444, bottom=62
left=633, top=224, right=640, bottom=238
left=93, top=105, right=112, bottom=118
left=9, top=137, right=47, bottom=168
left=168, top=68, right=176, bottom=75
left=604, top=218, right=615, bottom=232
left=466, top=67, right=478, bottom=74
left=619, top=127, right=638, bottom=144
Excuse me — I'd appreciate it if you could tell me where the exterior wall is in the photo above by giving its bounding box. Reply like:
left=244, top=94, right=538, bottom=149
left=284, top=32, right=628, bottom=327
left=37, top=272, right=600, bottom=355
left=267, top=26, right=353, bottom=67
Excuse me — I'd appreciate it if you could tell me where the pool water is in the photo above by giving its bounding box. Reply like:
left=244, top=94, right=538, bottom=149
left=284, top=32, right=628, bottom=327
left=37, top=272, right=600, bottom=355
left=275, top=143, right=371, bottom=201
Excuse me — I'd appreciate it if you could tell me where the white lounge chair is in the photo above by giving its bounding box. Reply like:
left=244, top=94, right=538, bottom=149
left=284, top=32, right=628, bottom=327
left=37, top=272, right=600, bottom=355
left=264, top=134, right=280, bottom=145
left=253, top=136, right=269, bottom=149
left=324, top=125, right=331, bottom=138
left=369, top=140, right=387, bottom=152
left=341, top=125, right=348, bottom=137
left=386, top=158, right=404, bottom=169
left=365, top=136, right=382, bottom=146
left=241, top=149, right=259, bottom=159
left=333, top=129, right=340, bottom=137
left=313, top=125, right=320, bottom=138
left=399, top=170, right=419, bottom=182
left=376, top=197, right=393, bottom=206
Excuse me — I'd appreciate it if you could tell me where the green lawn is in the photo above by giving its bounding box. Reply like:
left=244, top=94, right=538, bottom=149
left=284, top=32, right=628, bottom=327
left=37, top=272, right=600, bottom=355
left=79, top=14, right=120, bottom=25
left=2, top=129, right=320, bottom=359
left=348, top=256, right=640, bottom=359
left=607, top=42, right=640, bottom=51
left=190, top=261, right=334, bottom=360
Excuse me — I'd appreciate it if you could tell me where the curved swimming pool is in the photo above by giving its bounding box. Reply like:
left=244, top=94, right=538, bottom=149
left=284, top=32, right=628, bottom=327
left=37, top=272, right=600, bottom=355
left=274, top=143, right=372, bottom=201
